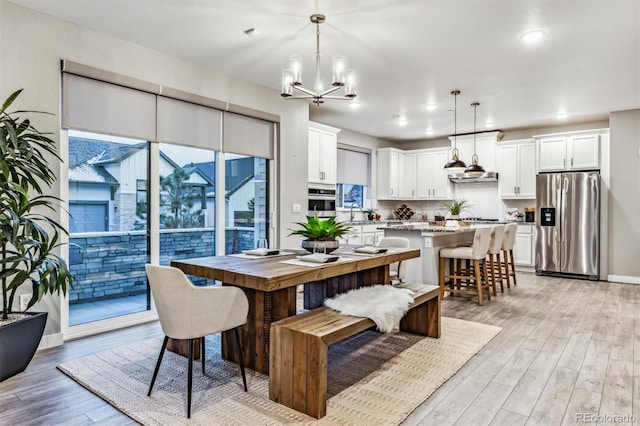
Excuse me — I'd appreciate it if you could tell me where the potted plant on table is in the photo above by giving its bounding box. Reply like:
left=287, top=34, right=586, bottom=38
left=289, top=215, right=351, bottom=253
left=0, top=89, right=73, bottom=381
left=363, top=208, right=376, bottom=221
left=441, top=197, right=472, bottom=220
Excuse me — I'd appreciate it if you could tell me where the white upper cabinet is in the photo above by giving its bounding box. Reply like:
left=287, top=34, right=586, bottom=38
left=399, top=152, right=416, bottom=199
left=535, top=129, right=606, bottom=172
left=415, top=148, right=452, bottom=200
left=377, top=148, right=401, bottom=199
left=449, top=131, right=501, bottom=172
left=308, top=122, right=340, bottom=185
left=497, top=139, right=536, bottom=199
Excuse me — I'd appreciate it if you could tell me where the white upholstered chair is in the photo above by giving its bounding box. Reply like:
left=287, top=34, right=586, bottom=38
left=501, top=223, right=518, bottom=288
left=438, top=228, right=492, bottom=305
left=378, top=237, right=411, bottom=283
left=145, top=264, right=249, bottom=418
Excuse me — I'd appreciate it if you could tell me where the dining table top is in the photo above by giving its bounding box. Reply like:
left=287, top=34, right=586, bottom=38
left=170, top=246, right=420, bottom=292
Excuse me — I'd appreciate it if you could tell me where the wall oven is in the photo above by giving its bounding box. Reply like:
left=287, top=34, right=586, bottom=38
left=308, top=187, right=336, bottom=217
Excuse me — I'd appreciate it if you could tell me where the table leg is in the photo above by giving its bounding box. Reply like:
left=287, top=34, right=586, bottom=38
left=221, top=285, right=297, bottom=374
left=304, top=265, right=389, bottom=309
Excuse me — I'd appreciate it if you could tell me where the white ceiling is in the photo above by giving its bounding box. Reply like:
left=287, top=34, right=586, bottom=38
left=10, top=0, right=640, bottom=141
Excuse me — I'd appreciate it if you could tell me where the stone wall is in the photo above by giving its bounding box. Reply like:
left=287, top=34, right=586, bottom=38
left=69, top=227, right=255, bottom=303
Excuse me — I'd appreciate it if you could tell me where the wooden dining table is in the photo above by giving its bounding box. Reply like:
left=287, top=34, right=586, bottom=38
left=171, top=246, right=420, bottom=374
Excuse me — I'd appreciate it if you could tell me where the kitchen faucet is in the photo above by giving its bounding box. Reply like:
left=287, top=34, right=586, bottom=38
left=349, top=202, right=363, bottom=222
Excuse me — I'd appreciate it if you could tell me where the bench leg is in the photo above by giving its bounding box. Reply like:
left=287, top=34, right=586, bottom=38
left=399, top=295, right=441, bottom=338
left=269, top=326, right=328, bottom=419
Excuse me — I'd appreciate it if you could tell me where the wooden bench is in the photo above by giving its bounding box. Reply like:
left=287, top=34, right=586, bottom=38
left=268, top=283, right=440, bottom=419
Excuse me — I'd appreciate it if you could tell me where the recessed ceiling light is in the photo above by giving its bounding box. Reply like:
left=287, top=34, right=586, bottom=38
left=520, top=29, right=546, bottom=43
left=425, top=103, right=437, bottom=111
left=485, top=121, right=494, bottom=128
left=244, top=27, right=261, bottom=37
left=348, top=100, right=360, bottom=109
left=426, top=128, right=434, bottom=135
left=557, top=112, right=568, bottom=119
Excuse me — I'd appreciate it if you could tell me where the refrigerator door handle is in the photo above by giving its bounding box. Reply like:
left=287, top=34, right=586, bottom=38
left=557, top=188, right=563, bottom=242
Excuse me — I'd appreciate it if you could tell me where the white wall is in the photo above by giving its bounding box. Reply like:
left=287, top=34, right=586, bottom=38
left=0, top=0, right=308, bottom=339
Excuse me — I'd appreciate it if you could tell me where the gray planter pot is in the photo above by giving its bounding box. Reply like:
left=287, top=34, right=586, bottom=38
left=0, top=311, right=47, bottom=382
left=301, top=239, right=340, bottom=254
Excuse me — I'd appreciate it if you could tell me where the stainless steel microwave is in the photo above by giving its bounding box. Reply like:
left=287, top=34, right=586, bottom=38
left=308, top=187, right=336, bottom=217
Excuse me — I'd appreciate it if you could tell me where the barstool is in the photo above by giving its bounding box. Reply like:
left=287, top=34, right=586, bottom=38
left=439, top=228, right=492, bottom=305
left=378, top=237, right=410, bottom=284
left=501, top=223, right=518, bottom=288
left=486, top=225, right=506, bottom=294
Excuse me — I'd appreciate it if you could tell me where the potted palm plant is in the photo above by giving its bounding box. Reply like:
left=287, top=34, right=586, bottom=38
left=441, top=197, right=472, bottom=219
left=289, top=215, right=351, bottom=253
left=0, top=89, right=73, bottom=381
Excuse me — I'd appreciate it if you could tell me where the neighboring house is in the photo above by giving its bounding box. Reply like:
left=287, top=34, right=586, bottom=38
left=68, top=137, right=213, bottom=232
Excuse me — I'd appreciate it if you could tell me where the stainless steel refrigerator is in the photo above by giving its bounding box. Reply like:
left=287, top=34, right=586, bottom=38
left=535, top=171, right=600, bottom=280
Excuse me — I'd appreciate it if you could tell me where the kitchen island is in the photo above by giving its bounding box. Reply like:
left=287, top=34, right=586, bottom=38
left=379, top=224, right=477, bottom=285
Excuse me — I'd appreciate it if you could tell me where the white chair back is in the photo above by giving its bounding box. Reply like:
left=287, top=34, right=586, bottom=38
left=487, top=225, right=505, bottom=255
left=502, top=223, right=518, bottom=250
left=471, top=228, right=492, bottom=259
left=378, top=237, right=410, bottom=281
left=145, top=264, right=248, bottom=339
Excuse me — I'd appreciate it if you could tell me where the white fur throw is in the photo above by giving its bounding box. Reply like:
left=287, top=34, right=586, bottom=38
left=324, top=285, right=415, bottom=333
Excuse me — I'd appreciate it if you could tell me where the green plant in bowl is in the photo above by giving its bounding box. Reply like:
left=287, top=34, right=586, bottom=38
left=289, top=215, right=351, bottom=253
left=441, top=198, right=472, bottom=218
left=363, top=208, right=376, bottom=220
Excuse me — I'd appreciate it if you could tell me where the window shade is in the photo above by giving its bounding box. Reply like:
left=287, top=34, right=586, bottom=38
left=157, top=96, right=222, bottom=151
left=337, top=148, right=369, bottom=185
left=62, top=73, right=157, bottom=141
left=223, top=112, right=274, bottom=159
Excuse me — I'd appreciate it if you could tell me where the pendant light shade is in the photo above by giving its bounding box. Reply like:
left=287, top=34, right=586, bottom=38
left=464, top=102, right=486, bottom=176
left=444, top=90, right=467, bottom=171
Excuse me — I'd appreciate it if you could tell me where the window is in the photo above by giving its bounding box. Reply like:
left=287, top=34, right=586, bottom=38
left=336, top=146, right=370, bottom=209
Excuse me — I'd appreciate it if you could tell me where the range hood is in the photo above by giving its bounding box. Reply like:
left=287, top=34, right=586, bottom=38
left=449, top=171, right=498, bottom=183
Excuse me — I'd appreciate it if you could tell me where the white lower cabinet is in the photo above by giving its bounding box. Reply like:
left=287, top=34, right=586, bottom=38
left=514, top=225, right=535, bottom=268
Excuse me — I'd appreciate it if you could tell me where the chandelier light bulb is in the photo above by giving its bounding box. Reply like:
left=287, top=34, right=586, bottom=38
left=332, top=55, right=346, bottom=86
left=289, top=55, right=302, bottom=85
left=344, top=70, right=357, bottom=97
left=281, top=70, right=294, bottom=97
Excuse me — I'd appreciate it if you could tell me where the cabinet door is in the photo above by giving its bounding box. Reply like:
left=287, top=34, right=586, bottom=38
left=431, top=150, right=452, bottom=199
left=453, top=137, right=474, bottom=168
left=308, top=127, right=322, bottom=183
left=347, top=233, right=362, bottom=245
left=538, top=136, right=567, bottom=172
left=376, top=149, right=392, bottom=199
left=475, top=136, right=496, bottom=172
left=517, top=143, right=536, bottom=198
left=514, top=233, right=533, bottom=266
left=389, top=150, right=400, bottom=198
left=320, top=130, right=337, bottom=184
left=399, top=153, right=416, bottom=198
left=415, top=152, right=432, bottom=198
left=362, top=232, right=376, bottom=246
left=568, top=134, right=599, bottom=170
left=498, top=144, right=518, bottom=198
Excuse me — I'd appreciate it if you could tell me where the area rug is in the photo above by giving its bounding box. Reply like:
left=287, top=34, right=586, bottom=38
left=57, top=317, right=500, bottom=426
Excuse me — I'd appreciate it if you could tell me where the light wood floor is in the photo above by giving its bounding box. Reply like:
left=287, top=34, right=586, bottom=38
left=0, top=273, right=637, bottom=425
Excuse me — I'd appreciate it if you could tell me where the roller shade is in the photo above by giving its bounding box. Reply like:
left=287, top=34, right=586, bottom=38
left=337, top=148, right=369, bottom=185
left=62, top=73, right=157, bottom=141
left=223, top=112, right=274, bottom=159
left=157, top=96, right=222, bottom=151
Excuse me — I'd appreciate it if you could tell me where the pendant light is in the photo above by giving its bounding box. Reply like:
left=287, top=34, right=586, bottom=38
left=444, top=90, right=467, bottom=170
left=464, top=102, right=486, bottom=176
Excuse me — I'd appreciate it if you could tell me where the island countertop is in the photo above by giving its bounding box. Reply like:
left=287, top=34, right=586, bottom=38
left=376, top=224, right=478, bottom=236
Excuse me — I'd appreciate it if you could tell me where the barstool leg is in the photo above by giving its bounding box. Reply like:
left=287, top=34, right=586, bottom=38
left=488, top=254, right=497, bottom=296
left=439, top=256, right=446, bottom=299
left=482, top=259, right=491, bottom=301
left=473, top=259, right=483, bottom=305
left=502, top=250, right=511, bottom=289
left=496, top=252, right=504, bottom=292
left=509, top=249, right=517, bottom=285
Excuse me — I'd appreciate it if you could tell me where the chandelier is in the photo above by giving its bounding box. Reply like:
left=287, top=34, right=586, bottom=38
left=280, top=14, right=357, bottom=106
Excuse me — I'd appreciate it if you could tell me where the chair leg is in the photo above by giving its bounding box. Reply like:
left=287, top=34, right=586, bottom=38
left=502, top=250, right=511, bottom=289
left=482, top=259, right=491, bottom=301
left=201, top=337, right=206, bottom=374
left=148, top=335, right=169, bottom=396
left=488, top=254, right=497, bottom=296
left=473, top=259, right=483, bottom=306
left=234, top=328, right=248, bottom=391
left=509, top=249, right=517, bottom=285
left=439, top=256, right=446, bottom=299
left=187, top=338, right=194, bottom=418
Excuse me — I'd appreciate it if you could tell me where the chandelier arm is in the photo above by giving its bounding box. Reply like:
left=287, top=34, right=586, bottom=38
left=317, top=85, right=343, bottom=97
left=321, top=95, right=354, bottom=100
left=292, top=85, right=317, bottom=97
left=283, top=95, right=316, bottom=100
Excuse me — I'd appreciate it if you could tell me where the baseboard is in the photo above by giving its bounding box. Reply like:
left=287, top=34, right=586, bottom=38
left=607, top=275, right=640, bottom=285
left=38, top=332, right=64, bottom=350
